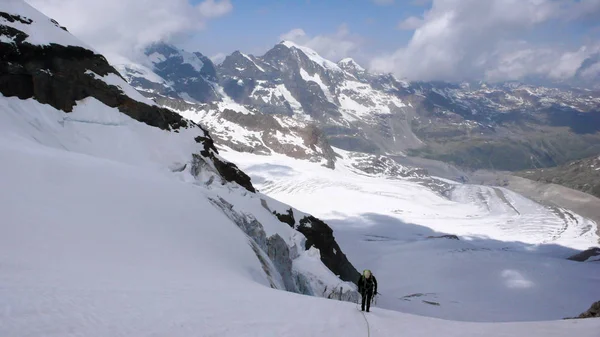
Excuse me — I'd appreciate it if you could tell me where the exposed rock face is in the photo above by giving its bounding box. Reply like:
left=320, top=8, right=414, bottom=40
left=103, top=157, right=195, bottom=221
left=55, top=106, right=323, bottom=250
left=427, top=235, right=460, bottom=240
left=571, top=301, right=600, bottom=319
left=0, top=22, right=184, bottom=130
left=567, top=247, right=600, bottom=262
left=517, top=155, right=600, bottom=199
left=273, top=209, right=360, bottom=283
left=298, top=216, right=361, bottom=283
left=190, top=152, right=255, bottom=193
left=156, top=96, right=338, bottom=168
left=347, top=152, right=428, bottom=178
left=144, top=42, right=219, bottom=103
left=273, top=209, right=295, bottom=227
left=406, top=82, right=600, bottom=171
left=0, top=12, right=255, bottom=194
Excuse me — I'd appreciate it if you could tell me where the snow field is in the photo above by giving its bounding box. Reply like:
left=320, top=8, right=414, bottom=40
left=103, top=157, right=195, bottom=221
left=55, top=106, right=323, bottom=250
left=222, top=150, right=600, bottom=322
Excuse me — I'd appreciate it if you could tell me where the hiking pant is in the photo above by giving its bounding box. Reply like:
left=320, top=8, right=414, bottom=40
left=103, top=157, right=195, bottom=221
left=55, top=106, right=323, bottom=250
left=361, top=291, right=373, bottom=311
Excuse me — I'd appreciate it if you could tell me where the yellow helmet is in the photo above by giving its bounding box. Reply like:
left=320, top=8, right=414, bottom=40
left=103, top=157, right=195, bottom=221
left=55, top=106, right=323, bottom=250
left=363, top=269, right=371, bottom=278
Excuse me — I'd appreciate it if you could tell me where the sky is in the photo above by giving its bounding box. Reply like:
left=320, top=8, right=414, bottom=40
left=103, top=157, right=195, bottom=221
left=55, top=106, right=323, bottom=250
left=24, top=0, right=600, bottom=83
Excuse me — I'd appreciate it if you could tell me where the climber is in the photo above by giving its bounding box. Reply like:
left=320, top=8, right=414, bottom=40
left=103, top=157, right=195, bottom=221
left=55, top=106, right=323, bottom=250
left=357, top=269, right=377, bottom=312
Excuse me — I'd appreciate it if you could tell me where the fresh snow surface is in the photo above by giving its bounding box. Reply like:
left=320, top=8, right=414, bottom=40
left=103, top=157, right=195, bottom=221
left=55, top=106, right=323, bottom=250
left=339, top=58, right=365, bottom=72
left=113, top=59, right=168, bottom=85
left=147, top=51, right=167, bottom=64
left=281, top=40, right=342, bottom=72
left=2, top=97, right=599, bottom=337
left=212, top=84, right=255, bottom=115
left=172, top=105, right=321, bottom=160
left=146, top=47, right=203, bottom=72
left=222, top=150, right=600, bottom=323
left=0, top=93, right=350, bottom=335
left=177, top=108, right=265, bottom=148
left=0, top=34, right=15, bottom=43
left=337, top=80, right=406, bottom=121
left=276, top=84, right=304, bottom=114
left=85, top=70, right=158, bottom=106
left=1, top=93, right=599, bottom=335
left=250, top=82, right=306, bottom=116
left=2, top=0, right=93, bottom=50
left=179, top=49, right=204, bottom=72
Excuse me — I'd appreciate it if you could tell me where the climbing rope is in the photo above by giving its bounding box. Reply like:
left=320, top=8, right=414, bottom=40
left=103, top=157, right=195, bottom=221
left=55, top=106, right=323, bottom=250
left=356, top=298, right=371, bottom=337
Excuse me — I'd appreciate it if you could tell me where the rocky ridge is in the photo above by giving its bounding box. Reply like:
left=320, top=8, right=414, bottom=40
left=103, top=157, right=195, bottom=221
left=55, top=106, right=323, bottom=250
left=119, top=41, right=600, bottom=172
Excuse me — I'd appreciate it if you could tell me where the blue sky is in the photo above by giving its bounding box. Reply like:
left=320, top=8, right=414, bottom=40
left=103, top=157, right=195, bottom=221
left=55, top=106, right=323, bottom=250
left=184, top=0, right=422, bottom=58
left=28, top=0, right=600, bottom=82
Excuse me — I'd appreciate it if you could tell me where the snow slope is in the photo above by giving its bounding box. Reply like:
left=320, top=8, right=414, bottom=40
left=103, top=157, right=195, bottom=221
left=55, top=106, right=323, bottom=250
left=3, top=95, right=598, bottom=336
left=2, top=1, right=599, bottom=335
left=1, top=103, right=598, bottom=335
left=222, top=150, right=600, bottom=322
left=281, top=40, right=342, bottom=72
left=1, top=0, right=93, bottom=49
left=0, top=93, right=349, bottom=334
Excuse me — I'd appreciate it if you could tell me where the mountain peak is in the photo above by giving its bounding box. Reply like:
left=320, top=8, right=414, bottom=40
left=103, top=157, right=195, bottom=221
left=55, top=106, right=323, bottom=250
left=145, top=42, right=207, bottom=73
left=277, top=40, right=341, bottom=72
left=279, top=40, right=300, bottom=49
left=338, top=58, right=365, bottom=72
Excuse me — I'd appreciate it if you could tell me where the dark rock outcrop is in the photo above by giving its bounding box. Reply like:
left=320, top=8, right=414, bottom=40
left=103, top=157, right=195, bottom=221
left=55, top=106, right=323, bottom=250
left=568, top=301, right=600, bottom=319
left=0, top=11, right=32, bottom=24
left=193, top=132, right=255, bottom=193
left=0, top=36, right=187, bottom=130
left=567, top=247, right=600, bottom=262
left=0, top=18, right=256, bottom=193
left=297, top=215, right=360, bottom=283
left=427, top=235, right=460, bottom=240
left=273, top=209, right=295, bottom=227
left=212, top=156, right=255, bottom=193
left=271, top=208, right=359, bottom=283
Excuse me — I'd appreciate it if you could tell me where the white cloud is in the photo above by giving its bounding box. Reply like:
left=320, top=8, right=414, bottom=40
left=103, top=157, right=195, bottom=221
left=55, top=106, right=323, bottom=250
left=371, top=0, right=600, bottom=82
left=210, top=52, right=227, bottom=65
left=398, top=16, right=424, bottom=30
left=279, top=24, right=365, bottom=63
left=198, top=0, right=233, bottom=18
left=483, top=43, right=600, bottom=82
left=25, top=0, right=232, bottom=61
left=280, top=29, right=309, bottom=43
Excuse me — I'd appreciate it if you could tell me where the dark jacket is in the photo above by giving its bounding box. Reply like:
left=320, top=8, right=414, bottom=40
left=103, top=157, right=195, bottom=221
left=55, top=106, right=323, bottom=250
left=358, top=275, right=377, bottom=295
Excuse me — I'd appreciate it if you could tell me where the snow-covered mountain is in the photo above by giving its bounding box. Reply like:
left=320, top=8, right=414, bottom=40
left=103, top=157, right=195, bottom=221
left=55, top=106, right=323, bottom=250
left=2, top=1, right=600, bottom=336
left=116, top=42, right=220, bottom=103
left=119, top=41, right=600, bottom=172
